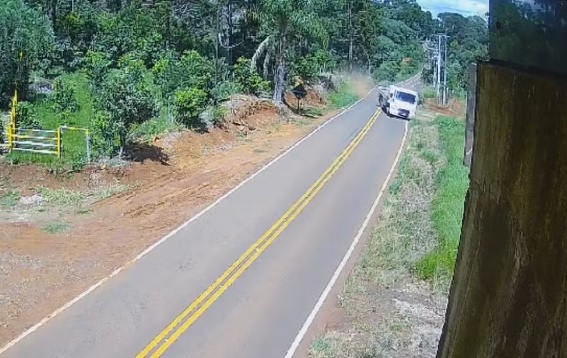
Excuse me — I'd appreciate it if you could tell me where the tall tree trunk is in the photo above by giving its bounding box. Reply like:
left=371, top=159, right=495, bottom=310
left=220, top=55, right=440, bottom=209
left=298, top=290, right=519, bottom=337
left=227, top=1, right=234, bottom=66
left=49, top=0, right=57, bottom=29
left=214, top=4, right=220, bottom=88
left=347, top=0, right=353, bottom=72
left=263, top=52, right=271, bottom=80
left=273, top=34, right=285, bottom=104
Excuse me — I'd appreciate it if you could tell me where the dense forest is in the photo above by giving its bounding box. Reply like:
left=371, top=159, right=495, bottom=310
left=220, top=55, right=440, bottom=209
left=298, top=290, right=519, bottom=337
left=0, top=0, right=488, bottom=162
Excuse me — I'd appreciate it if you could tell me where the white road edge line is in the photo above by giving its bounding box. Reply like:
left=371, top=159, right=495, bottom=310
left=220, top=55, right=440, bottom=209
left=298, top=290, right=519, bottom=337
left=0, top=88, right=376, bottom=356
left=283, top=109, right=410, bottom=358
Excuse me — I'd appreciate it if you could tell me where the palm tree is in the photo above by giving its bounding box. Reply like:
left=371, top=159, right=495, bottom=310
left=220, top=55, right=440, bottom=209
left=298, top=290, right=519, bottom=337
left=250, top=0, right=328, bottom=104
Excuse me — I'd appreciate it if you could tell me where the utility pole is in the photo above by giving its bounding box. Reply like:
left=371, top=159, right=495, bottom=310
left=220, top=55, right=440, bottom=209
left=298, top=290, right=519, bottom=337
left=443, top=34, right=449, bottom=106
left=436, top=34, right=442, bottom=98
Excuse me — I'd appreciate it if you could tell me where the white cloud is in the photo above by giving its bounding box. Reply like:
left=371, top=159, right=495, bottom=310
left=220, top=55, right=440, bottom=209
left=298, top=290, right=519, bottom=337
left=417, top=0, right=489, bottom=17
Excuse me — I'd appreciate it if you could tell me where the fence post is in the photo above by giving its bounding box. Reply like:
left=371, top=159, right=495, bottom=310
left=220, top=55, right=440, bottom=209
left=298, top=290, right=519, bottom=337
left=56, top=127, right=62, bottom=158
left=8, top=90, right=17, bottom=152
left=85, top=130, right=91, bottom=163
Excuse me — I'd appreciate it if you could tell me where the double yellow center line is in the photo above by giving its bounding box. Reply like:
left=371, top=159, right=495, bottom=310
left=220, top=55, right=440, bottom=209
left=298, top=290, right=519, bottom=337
left=136, top=109, right=381, bottom=357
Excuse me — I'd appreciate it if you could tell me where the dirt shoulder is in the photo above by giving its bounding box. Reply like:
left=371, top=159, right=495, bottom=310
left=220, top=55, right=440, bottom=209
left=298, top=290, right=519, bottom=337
left=0, top=81, right=371, bottom=347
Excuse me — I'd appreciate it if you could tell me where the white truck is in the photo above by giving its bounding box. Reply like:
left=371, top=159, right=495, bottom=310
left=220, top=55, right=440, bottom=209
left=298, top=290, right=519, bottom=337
left=377, top=85, right=419, bottom=120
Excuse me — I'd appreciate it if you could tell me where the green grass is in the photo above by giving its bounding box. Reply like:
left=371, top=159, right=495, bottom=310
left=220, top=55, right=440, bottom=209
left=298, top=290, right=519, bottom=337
left=344, top=114, right=468, bottom=293
left=38, top=186, right=86, bottom=207
left=8, top=72, right=94, bottom=169
left=421, top=87, right=437, bottom=99
left=130, top=116, right=177, bottom=144
left=328, top=83, right=359, bottom=109
left=0, top=190, right=20, bottom=207
left=42, top=221, right=70, bottom=234
left=415, top=116, right=469, bottom=283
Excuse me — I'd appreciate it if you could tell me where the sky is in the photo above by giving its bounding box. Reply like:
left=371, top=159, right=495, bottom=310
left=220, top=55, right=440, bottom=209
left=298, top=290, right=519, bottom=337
left=417, top=0, right=489, bottom=17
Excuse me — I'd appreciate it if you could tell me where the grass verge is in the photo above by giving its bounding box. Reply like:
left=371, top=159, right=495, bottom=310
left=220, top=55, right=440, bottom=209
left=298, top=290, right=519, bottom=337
left=415, top=116, right=469, bottom=287
left=308, top=113, right=468, bottom=358
left=328, top=83, right=359, bottom=109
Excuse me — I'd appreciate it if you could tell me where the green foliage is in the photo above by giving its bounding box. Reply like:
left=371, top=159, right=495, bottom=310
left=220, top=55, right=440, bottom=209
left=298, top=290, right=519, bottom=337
left=90, top=112, right=119, bottom=157
left=153, top=50, right=216, bottom=100
left=211, top=81, right=239, bottom=102
left=328, top=83, right=359, bottom=109
left=174, top=88, right=209, bottom=129
left=0, top=190, right=20, bottom=207
left=42, top=221, right=71, bottom=234
left=95, top=59, right=157, bottom=154
left=83, top=51, right=111, bottom=90
left=129, top=116, right=181, bottom=144
left=0, top=0, right=53, bottom=104
left=233, top=57, right=270, bottom=96
left=290, top=50, right=335, bottom=80
left=421, top=87, right=437, bottom=99
left=415, top=116, right=469, bottom=282
left=53, top=78, right=80, bottom=114
left=3, top=0, right=484, bottom=164
left=16, top=101, right=41, bottom=128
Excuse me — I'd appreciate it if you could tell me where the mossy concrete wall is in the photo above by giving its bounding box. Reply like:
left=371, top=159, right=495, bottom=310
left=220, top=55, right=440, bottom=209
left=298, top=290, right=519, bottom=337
left=437, top=61, right=567, bottom=357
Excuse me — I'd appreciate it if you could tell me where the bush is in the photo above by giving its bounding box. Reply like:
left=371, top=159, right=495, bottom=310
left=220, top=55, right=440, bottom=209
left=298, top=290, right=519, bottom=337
left=53, top=78, right=80, bottom=113
left=211, top=81, right=238, bottom=102
left=290, top=50, right=335, bottom=81
left=174, top=88, right=209, bottom=130
left=16, top=101, right=41, bottom=128
left=422, top=87, right=437, bottom=99
left=0, top=0, right=54, bottom=104
left=153, top=50, right=215, bottom=100
left=373, top=61, right=400, bottom=82
left=328, top=83, right=358, bottom=109
left=95, top=59, right=156, bottom=155
left=90, top=111, right=119, bottom=157
left=83, top=50, right=111, bottom=90
left=233, top=57, right=270, bottom=96
left=198, top=105, right=227, bottom=129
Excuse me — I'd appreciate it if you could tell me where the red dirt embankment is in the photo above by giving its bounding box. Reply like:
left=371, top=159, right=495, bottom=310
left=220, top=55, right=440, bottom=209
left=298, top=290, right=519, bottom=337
left=0, top=86, right=345, bottom=346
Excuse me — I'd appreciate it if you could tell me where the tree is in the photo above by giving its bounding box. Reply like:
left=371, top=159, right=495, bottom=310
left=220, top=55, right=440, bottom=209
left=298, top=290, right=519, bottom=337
left=95, top=58, right=156, bottom=157
left=251, top=0, right=328, bottom=104
left=0, top=0, right=53, bottom=105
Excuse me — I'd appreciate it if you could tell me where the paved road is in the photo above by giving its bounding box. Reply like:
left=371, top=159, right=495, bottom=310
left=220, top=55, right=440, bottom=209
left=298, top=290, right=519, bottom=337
left=2, top=76, right=420, bottom=358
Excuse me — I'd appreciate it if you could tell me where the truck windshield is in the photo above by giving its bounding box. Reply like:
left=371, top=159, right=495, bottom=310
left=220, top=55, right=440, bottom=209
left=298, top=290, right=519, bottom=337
left=395, top=91, right=416, bottom=104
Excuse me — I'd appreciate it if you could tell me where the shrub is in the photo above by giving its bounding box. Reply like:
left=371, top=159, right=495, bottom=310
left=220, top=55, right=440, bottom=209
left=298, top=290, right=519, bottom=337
left=290, top=50, right=335, bottom=81
left=83, top=50, right=111, bottom=90
left=0, top=0, right=54, bottom=104
left=53, top=78, right=80, bottom=113
left=95, top=59, right=156, bottom=155
left=153, top=50, right=215, bottom=100
left=373, top=61, right=400, bottom=82
left=90, top=111, right=119, bottom=157
left=422, top=87, right=437, bottom=99
left=174, top=88, right=209, bottom=130
left=16, top=101, right=41, bottom=128
left=211, top=81, right=238, bottom=102
left=233, top=57, right=270, bottom=96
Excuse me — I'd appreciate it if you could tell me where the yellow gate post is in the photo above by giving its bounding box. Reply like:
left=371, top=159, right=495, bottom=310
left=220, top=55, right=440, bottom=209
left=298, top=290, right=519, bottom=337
left=56, top=127, right=62, bottom=158
left=8, top=90, right=17, bottom=152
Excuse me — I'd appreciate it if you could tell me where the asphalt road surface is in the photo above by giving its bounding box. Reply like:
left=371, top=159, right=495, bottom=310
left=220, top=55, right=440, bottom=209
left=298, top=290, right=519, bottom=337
left=2, top=76, right=421, bottom=358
